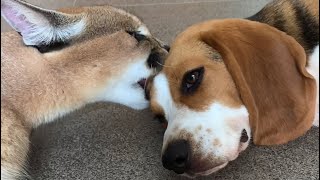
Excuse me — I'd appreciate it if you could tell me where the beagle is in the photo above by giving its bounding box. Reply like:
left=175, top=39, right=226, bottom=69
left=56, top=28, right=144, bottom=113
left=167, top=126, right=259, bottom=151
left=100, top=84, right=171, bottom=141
left=1, top=0, right=167, bottom=179
left=147, top=0, right=319, bottom=177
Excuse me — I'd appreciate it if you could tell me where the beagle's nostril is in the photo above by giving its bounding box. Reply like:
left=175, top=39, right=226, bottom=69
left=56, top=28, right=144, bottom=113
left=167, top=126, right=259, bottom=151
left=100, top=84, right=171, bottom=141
left=175, top=156, right=187, bottom=168
left=162, top=140, right=190, bottom=174
left=240, top=129, right=249, bottom=143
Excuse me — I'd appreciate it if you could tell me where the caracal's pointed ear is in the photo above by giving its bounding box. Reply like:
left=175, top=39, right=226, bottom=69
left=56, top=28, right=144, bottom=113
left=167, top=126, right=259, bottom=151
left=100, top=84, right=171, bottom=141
left=1, top=0, right=86, bottom=46
left=200, top=19, right=317, bottom=145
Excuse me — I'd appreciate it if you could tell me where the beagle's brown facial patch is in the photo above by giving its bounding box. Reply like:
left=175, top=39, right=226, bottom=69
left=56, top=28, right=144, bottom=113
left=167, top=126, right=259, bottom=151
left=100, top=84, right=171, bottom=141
left=162, top=40, right=243, bottom=111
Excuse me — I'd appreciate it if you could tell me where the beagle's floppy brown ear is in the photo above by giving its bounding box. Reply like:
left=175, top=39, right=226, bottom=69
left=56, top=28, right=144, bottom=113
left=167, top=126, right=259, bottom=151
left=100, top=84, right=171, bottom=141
left=201, top=19, right=317, bottom=145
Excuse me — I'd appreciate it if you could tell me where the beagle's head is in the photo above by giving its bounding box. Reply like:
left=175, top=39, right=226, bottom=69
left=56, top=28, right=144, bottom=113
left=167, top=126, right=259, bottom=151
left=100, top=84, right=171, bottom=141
left=147, top=19, right=317, bottom=177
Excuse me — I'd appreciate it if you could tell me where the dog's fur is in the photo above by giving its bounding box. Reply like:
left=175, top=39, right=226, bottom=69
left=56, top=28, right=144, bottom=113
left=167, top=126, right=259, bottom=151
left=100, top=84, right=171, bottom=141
left=248, top=0, right=319, bottom=55
left=147, top=0, right=319, bottom=177
left=1, top=0, right=168, bottom=179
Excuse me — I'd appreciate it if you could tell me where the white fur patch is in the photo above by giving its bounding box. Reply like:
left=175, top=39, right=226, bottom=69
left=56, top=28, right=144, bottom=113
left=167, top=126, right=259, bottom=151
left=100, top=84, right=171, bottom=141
left=97, top=56, right=153, bottom=110
left=1, top=167, right=13, bottom=180
left=137, top=25, right=151, bottom=36
left=307, top=45, right=319, bottom=127
left=153, top=73, right=177, bottom=121
left=22, top=18, right=86, bottom=46
left=38, top=105, right=79, bottom=127
left=163, top=103, right=250, bottom=160
left=1, top=165, right=29, bottom=180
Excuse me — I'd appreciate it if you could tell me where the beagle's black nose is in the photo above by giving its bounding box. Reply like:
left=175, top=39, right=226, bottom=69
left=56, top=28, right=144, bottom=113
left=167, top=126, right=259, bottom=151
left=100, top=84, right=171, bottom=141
left=162, top=140, right=190, bottom=174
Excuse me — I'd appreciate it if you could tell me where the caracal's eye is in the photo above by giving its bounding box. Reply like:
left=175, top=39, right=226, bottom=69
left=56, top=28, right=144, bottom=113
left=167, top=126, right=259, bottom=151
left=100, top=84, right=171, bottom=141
left=126, top=31, right=146, bottom=42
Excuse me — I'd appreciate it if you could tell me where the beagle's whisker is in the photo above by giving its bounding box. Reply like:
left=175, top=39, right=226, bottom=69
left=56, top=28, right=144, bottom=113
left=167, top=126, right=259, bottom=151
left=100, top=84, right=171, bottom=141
left=155, top=61, right=176, bottom=68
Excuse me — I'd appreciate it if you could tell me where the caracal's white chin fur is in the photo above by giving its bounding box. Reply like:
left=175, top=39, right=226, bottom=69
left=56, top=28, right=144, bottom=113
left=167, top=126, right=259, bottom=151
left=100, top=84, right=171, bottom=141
left=153, top=74, right=251, bottom=176
left=99, top=57, right=153, bottom=110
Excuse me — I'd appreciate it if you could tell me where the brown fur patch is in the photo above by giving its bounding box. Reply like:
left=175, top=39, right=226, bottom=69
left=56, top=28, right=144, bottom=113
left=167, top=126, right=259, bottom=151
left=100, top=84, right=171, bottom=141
left=213, top=139, right=221, bottom=147
left=195, top=125, right=202, bottom=134
left=163, top=40, right=243, bottom=111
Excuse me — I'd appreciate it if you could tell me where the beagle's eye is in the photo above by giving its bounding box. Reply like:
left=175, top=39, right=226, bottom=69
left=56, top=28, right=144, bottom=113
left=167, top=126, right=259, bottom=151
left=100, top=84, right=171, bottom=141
left=186, top=72, right=198, bottom=84
left=126, top=31, right=146, bottom=42
left=181, top=67, right=204, bottom=94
